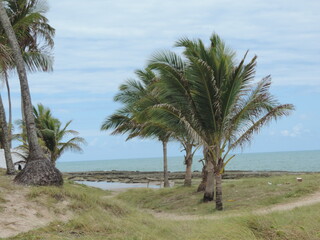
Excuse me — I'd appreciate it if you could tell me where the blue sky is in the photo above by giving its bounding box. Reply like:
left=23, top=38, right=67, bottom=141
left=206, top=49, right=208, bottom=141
left=3, top=0, right=320, bottom=162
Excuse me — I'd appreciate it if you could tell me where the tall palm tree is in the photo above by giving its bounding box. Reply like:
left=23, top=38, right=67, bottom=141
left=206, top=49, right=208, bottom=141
left=136, top=59, right=200, bottom=187
left=149, top=34, right=294, bottom=210
left=101, top=69, right=174, bottom=187
left=0, top=0, right=53, bottom=174
left=0, top=30, right=14, bottom=173
left=0, top=0, right=62, bottom=185
left=0, top=0, right=54, bottom=147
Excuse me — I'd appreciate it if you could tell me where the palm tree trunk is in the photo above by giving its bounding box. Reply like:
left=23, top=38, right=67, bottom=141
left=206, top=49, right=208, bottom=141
left=203, top=159, right=214, bottom=202
left=0, top=4, right=63, bottom=186
left=162, top=140, right=169, bottom=188
left=0, top=94, right=15, bottom=174
left=197, top=162, right=208, bottom=192
left=184, top=142, right=193, bottom=186
left=197, top=146, right=209, bottom=192
left=20, top=95, right=27, bottom=143
left=4, top=71, right=12, bottom=148
left=215, top=173, right=223, bottom=210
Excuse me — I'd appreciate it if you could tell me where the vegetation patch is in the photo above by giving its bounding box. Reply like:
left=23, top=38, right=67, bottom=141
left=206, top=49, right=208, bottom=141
left=27, top=180, right=127, bottom=216
left=0, top=171, right=319, bottom=240
left=117, top=174, right=320, bottom=215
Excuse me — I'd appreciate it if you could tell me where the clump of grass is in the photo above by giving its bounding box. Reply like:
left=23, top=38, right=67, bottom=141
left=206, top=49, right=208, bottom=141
left=244, top=216, right=281, bottom=239
left=0, top=195, right=7, bottom=203
left=0, top=195, right=7, bottom=212
left=241, top=204, right=320, bottom=240
left=27, top=180, right=128, bottom=217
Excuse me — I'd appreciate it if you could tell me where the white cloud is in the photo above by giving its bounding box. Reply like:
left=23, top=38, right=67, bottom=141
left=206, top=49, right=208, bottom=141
left=280, top=124, right=310, bottom=137
left=6, top=0, right=319, bottom=97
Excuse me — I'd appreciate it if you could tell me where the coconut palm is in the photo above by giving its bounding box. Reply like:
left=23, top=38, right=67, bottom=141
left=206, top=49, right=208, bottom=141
left=149, top=34, right=294, bottom=210
left=33, top=104, right=86, bottom=164
left=0, top=0, right=54, bottom=175
left=0, top=1, right=62, bottom=185
left=101, top=69, right=175, bottom=187
left=151, top=54, right=206, bottom=186
left=16, top=104, right=86, bottom=164
left=0, top=0, right=54, bottom=146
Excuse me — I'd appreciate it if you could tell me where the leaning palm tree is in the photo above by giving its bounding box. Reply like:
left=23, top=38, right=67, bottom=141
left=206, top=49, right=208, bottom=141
left=149, top=34, right=294, bottom=210
left=0, top=37, right=15, bottom=173
left=0, top=1, right=62, bottom=185
left=0, top=0, right=54, bottom=147
left=0, top=0, right=53, bottom=174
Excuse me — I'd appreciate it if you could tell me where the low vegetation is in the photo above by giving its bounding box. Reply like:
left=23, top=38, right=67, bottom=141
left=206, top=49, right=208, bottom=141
left=0, top=171, right=320, bottom=239
left=8, top=203, right=320, bottom=240
left=117, top=174, right=320, bottom=215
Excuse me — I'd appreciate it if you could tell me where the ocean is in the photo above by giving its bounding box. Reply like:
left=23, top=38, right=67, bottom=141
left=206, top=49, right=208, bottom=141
left=56, top=150, right=320, bottom=173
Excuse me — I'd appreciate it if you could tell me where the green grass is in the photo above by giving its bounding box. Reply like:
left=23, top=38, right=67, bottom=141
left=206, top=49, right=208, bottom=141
left=2, top=170, right=320, bottom=239
left=117, top=173, right=320, bottom=215
left=26, top=180, right=124, bottom=215
left=8, top=198, right=320, bottom=240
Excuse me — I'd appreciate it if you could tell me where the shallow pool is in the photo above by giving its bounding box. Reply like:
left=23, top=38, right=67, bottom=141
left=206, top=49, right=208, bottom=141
left=75, top=181, right=161, bottom=190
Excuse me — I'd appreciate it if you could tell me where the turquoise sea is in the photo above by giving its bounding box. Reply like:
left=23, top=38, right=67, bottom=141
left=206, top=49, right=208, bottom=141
left=57, top=150, right=320, bottom=173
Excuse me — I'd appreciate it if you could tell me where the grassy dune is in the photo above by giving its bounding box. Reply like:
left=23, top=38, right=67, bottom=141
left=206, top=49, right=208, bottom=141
left=1, top=171, right=320, bottom=239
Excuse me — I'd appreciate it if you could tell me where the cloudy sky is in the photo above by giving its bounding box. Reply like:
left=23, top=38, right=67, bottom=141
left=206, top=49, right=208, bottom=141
left=4, top=0, right=320, bottom=162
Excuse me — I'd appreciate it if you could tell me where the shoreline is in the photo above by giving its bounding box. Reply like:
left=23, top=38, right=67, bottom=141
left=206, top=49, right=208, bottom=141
left=63, top=170, right=317, bottom=183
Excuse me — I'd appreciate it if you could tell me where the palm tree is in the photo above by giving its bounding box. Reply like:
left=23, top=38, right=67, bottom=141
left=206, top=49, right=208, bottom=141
left=0, top=28, right=14, bottom=173
left=179, top=137, right=198, bottom=186
left=134, top=59, right=200, bottom=187
left=0, top=0, right=54, bottom=147
left=0, top=0, right=53, bottom=174
left=149, top=34, right=294, bottom=210
left=16, top=104, right=86, bottom=165
left=32, top=104, right=86, bottom=164
left=0, top=1, right=62, bottom=185
left=101, top=69, right=174, bottom=187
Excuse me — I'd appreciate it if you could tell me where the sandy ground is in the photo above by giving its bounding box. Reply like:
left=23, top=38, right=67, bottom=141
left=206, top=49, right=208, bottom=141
left=0, top=182, right=72, bottom=239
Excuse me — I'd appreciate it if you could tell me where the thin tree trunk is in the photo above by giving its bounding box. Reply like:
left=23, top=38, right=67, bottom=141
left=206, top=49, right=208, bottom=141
left=162, top=140, right=169, bottom=188
left=197, top=162, right=207, bottom=192
left=0, top=4, right=63, bottom=186
left=4, top=71, right=12, bottom=148
left=203, top=159, right=214, bottom=202
left=0, top=93, right=15, bottom=174
left=197, top=146, right=209, bottom=192
left=214, top=145, right=223, bottom=210
left=21, top=95, right=27, bottom=143
left=184, top=143, right=193, bottom=187
left=215, top=173, right=223, bottom=210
